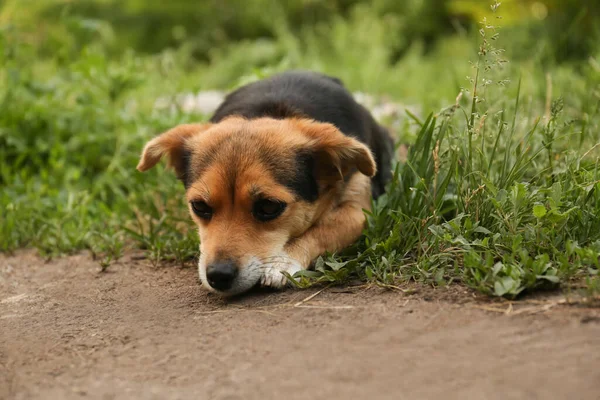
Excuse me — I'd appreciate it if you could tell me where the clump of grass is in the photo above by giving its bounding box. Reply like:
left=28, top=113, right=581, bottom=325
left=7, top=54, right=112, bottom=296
left=292, top=2, right=600, bottom=297
left=0, top=23, right=200, bottom=264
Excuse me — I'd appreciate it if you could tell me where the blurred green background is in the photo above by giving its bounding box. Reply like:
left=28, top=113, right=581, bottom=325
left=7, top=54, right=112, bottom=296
left=3, top=0, right=598, bottom=62
left=2, top=0, right=599, bottom=110
left=1, top=0, right=598, bottom=103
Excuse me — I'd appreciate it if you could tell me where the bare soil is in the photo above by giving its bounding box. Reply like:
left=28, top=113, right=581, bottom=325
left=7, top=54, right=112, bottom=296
left=1, top=251, right=599, bottom=400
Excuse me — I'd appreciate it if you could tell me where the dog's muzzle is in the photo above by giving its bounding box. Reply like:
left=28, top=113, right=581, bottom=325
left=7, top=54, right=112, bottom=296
left=198, top=254, right=263, bottom=295
left=205, top=260, right=238, bottom=291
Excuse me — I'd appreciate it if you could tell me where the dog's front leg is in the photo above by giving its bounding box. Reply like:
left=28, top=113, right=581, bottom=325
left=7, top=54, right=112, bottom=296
left=260, top=174, right=372, bottom=288
left=286, top=201, right=368, bottom=265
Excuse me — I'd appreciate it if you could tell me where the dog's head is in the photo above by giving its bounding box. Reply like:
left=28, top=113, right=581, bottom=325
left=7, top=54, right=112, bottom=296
left=137, top=117, right=375, bottom=295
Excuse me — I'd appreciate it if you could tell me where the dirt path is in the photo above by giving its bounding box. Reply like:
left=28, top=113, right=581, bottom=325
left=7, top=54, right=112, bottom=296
left=1, top=252, right=599, bottom=400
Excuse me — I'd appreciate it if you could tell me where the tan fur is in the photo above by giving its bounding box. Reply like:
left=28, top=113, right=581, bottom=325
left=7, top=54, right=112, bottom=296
left=138, top=116, right=376, bottom=294
left=284, top=173, right=372, bottom=268
left=136, top=123, right=210, bottom=178
left=289, top=119, right=376, bottom=178
left=187, top=163, right=298, bottom=266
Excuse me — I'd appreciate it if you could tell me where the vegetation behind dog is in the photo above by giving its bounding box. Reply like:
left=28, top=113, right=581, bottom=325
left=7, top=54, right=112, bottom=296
left=0, top=0, right=598, bottom=297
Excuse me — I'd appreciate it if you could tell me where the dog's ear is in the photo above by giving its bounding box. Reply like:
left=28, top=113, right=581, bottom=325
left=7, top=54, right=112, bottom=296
left=137, top=123, right=210, bottom=179
left=294, top=119, right=376, bottom=181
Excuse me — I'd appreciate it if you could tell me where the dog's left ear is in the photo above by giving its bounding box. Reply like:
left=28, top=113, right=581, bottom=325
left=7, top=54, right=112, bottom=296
left=295, top=119, right=376, bottom=181
left=137, top=123, right=210, bottom=179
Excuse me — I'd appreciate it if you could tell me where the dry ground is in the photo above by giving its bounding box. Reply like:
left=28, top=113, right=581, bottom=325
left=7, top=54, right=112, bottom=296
left=1, top=251, right=599, bottom=400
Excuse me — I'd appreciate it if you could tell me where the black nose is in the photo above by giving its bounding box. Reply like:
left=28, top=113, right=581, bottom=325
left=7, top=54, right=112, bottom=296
left=206, top=261, right=238, bottom=291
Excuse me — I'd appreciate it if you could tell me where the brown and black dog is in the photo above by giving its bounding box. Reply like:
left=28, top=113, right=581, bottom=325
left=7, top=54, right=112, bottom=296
left=137, top=71, right=394, bottom=295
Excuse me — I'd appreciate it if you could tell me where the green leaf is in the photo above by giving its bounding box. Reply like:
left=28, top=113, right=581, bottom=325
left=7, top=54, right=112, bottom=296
left=493, top=276, right=523, bottom=297
left=292, top=270, right=321, bottom=278
left=474, top=226, right=492, bottom=235
left=314, top=257, right=325, bottom=272
left=550, top=182, right=562, bottom=207
left=325, top=260, right=349, bottom=271
left=492, top=261, right=504, bottom=276
left=537, top=274, right=560, bottom=283
left=428, top=225, right=446, bottom=237
left=533, top=204, right=547, bottom=219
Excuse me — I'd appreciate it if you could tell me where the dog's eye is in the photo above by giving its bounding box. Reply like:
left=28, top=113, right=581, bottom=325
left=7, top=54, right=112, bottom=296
left=253, top=199, right=286, bottom=222
left=190, top=201, right=213, bottom=220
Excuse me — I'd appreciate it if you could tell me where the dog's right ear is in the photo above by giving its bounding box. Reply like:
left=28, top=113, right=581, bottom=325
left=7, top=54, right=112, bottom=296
left=291, top=119, right=376, bottom=182
left=137, top=123, right=211, bottom=179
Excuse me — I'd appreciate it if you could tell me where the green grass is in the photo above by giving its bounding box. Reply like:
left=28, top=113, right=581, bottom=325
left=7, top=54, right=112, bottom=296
left=1, top=3, right=599, bottom=297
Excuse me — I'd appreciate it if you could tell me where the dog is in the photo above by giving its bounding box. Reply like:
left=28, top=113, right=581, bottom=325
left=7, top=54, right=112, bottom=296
left=137, top=71, right=394, bottom=295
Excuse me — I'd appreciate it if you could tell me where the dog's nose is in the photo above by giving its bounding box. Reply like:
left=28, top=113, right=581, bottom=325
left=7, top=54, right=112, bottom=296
left=206, top=261, right=238, bottom=291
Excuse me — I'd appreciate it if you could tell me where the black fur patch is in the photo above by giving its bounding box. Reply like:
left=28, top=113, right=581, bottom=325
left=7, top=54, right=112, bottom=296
left=179, top=150, right=192, bottom=188
left=251, top=101, right=303, bottom=120
left=181, top=135, right=232, bottom=189
left=278, top=152, right=319, bottom=203
left=209, top=70, right=395, bottom=199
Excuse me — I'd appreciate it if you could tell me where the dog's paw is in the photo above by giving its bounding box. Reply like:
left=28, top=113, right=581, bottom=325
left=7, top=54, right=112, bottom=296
left=260, top=258, right=302, bottom=289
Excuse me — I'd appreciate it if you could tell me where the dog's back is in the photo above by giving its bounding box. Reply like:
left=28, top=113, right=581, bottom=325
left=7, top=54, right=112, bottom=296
left=210, top=71, right=395, bottom=198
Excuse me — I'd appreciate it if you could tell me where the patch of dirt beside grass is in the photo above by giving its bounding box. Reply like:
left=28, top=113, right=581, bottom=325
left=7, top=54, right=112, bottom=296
left=1, top=251, right=599, bottom=400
